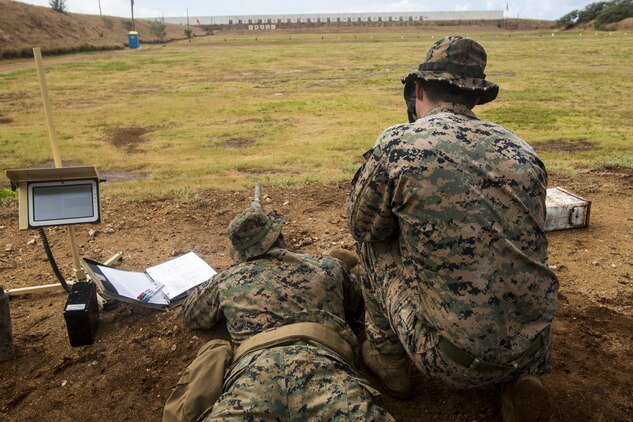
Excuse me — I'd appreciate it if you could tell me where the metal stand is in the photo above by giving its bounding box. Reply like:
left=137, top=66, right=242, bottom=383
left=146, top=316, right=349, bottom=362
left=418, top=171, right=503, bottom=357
left=5, top=49, right=120, bottom=308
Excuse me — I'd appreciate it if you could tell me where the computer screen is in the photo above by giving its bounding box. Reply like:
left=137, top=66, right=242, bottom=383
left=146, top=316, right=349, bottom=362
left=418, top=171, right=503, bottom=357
left=28, top=180, right=99, bottom=227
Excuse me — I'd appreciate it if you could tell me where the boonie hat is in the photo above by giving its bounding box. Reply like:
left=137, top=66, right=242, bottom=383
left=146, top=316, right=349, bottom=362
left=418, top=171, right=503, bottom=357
left=403, top=35, right=499, bottom=105
left=228, top=208, right=284, bottom=262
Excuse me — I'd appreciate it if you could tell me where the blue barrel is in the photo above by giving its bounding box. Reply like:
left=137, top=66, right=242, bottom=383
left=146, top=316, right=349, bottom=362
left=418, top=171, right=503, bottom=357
left=128, top=31, right=140, bottom=49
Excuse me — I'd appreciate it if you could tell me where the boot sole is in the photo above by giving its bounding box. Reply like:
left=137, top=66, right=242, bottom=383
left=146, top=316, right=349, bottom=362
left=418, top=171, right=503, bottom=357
left=360, top=359, right=414, bottom=400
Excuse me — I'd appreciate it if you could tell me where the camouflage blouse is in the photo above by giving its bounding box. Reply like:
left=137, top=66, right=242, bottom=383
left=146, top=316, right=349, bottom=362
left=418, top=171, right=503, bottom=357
left=348, top=102, right=558, bottom=363
left=182, top=247, right=362, bottom=348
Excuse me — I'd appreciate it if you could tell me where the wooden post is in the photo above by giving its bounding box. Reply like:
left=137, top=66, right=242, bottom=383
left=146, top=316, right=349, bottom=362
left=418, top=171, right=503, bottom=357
left=33, top=48, right=62, bottom=169
left=32, top=47, right=86, bottom=282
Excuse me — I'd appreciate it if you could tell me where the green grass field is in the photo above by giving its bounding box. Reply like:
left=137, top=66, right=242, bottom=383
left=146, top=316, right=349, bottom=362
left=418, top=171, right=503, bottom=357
left=1, top=31, right=632, bottom=199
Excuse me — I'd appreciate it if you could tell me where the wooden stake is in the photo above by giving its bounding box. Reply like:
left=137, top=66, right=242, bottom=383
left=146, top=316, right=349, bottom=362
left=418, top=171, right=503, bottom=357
left=32, top=47, right=86, bottom=282
left=33, top=48, right=62, bottom=168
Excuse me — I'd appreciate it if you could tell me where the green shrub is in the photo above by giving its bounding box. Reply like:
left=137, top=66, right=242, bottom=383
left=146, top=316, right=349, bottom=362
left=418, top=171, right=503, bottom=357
left=150, top=19, right=167, bottom=41
left=49, top=0, right=67, bottom=13
left=0, top=188, right=17, bottom=201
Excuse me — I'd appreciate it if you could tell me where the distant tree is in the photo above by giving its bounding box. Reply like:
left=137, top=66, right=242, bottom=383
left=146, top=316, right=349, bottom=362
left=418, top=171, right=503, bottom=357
left=556, top=10, right=580, bottom=28
left=184, top=28, right=193, bottom=39
left=557, top=0, right=633, bottom=28
left=595, top=0, right=633, bottom=27
left=577, top=1, right=609, bottom=23
left=150, top=20, right=167, bottom=42
left=49, top=0, right=67, bottom=13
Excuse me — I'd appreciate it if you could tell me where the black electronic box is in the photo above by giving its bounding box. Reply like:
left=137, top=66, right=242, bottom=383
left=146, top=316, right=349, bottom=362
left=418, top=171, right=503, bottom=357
left=63, top=282, right=99, bottom=347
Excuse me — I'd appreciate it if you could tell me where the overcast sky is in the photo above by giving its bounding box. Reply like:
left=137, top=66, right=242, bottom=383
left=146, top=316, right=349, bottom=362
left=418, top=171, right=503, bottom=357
left=15, top=0, right=596, bottom=21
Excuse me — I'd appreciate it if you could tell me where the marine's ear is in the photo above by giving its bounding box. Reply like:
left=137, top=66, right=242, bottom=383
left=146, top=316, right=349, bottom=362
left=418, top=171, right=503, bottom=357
left=415, top=79, right=425, bottom=102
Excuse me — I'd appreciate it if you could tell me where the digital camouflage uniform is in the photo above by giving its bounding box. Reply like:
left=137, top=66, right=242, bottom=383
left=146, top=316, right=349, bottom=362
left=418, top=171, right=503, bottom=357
left=182, top=208, right=393, bottom=421
left=347, top=37, right=558, bottom=389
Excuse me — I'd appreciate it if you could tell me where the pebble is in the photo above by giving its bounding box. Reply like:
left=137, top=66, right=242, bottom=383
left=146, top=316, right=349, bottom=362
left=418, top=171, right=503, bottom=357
left=61, top=380, right=67, bottom=387
left=171, top=344, right=177, bottom=352
left=282, top=200, right=289, bottom=206
left=591, top=261, right=599, bottom=266
left=4, top=244, right=13, bottom=252
left=26, top=238, right=36, bottom=246
left=88, top=230, right=97, bottom=238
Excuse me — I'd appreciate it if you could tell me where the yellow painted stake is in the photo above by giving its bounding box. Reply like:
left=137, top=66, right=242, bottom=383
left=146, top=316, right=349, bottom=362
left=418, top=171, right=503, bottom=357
left=33, top=47, right=86, bottom=282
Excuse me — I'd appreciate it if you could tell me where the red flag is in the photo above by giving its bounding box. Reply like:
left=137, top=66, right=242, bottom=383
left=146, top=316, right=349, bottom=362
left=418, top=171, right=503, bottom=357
left=196, top=18, right=202, bottom=25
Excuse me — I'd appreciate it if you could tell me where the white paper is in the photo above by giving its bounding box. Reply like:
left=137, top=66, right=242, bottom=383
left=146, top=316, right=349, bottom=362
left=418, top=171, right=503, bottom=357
left=99, top=265, right=170, bottom=306
left=145, top=252, right=216, bottom=300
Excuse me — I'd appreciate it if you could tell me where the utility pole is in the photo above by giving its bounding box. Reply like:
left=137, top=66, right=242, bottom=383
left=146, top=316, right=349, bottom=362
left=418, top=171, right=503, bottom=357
left=98, top=0, right=102, bottom=16
left=187, top=8, right=190, bottom=31
left=131, top=0, right=135, bottom=31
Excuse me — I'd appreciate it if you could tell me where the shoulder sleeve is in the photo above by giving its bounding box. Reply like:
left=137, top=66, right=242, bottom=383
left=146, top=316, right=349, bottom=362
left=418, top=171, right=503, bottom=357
left=181, top=273, right=223, bottom=330
left=347, top=135, right=397, bottom=242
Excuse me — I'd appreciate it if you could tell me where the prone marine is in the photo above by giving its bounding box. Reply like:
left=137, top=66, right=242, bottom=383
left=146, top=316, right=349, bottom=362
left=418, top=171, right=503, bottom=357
left=166, top=204, right=394, bottom=421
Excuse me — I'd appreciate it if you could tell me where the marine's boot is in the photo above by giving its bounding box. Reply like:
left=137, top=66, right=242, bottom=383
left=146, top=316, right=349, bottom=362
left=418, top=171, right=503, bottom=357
left=329, top=248, right=362, bottom=278
left=361, top=340, right=413, bottom=399
left=329, top=248, right=359, bottom=270
left=501, top=375, right=553, bottom=422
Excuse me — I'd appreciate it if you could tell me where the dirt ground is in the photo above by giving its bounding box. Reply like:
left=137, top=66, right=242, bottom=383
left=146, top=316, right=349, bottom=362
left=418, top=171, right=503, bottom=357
left=1, top=172, right=632, bottom=421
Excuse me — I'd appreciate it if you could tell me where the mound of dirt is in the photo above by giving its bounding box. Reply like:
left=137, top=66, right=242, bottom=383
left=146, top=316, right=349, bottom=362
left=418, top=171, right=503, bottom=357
left=617, top=17, right=633, bottom=30
left=0, top=0, right=206, bottom=59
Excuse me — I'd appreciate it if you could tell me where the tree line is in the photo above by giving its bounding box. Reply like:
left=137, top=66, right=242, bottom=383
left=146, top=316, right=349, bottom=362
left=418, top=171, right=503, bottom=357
left=557, top=0, right=633, bottom=29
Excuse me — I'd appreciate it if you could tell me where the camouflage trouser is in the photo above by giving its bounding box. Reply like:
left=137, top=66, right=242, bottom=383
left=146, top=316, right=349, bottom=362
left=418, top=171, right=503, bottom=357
left=356, top=241, right=552, bottom=389
left=203, top=344, right=395, bottom=421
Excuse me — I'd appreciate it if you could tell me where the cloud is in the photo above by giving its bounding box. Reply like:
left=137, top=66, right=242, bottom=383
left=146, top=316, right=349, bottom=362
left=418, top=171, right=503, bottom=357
left=13, top=0, right=599, bottom=21
left=454, top=3, right=474, bottom=12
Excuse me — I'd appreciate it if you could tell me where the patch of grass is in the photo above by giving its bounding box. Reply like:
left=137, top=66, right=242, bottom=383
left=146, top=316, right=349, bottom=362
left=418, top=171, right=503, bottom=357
left=1, top=31, right=632, bottom=199
left=0, top=188, right=18, bottom=201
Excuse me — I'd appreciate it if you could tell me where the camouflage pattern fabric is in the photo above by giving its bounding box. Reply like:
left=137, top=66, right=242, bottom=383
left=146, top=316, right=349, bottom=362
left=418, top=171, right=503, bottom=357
left=347, top=102, right=559, bottom=388
left=205, top=344, right=394, bottom=421
left=182, top=247, right=393, bottom=420
left=405, top=35, right=499, bottom=105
